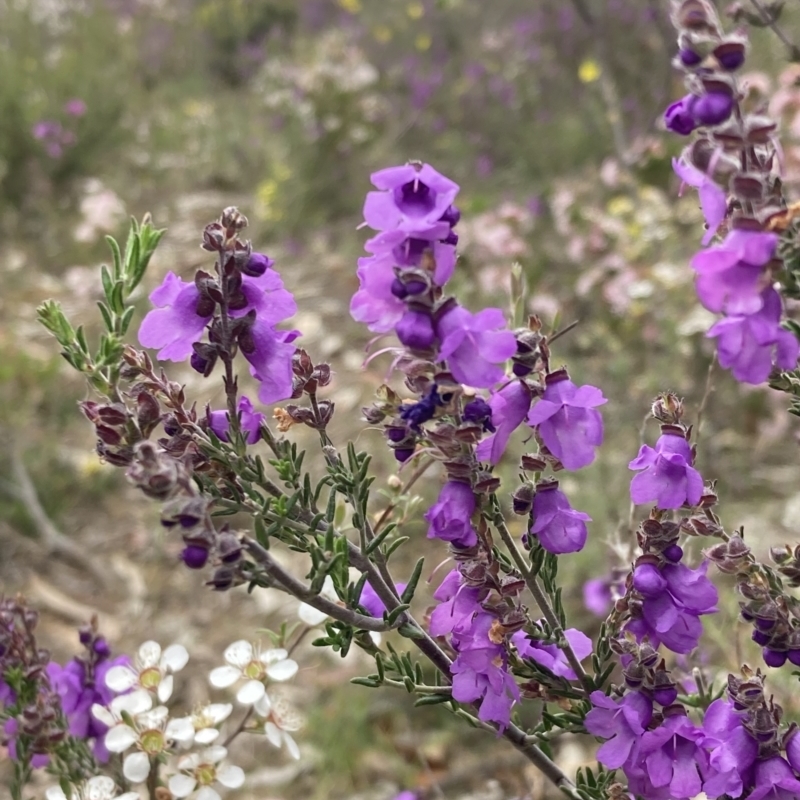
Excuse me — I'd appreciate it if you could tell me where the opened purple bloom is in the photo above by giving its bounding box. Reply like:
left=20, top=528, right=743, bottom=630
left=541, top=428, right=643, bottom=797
left=436, top=303, right=516, bottom=388
left=363, top=163, right=460, bottom=234
left=425, top=481, right=478, bottom=548
left=707, top=288, right=799, bottom=385
left=585, top=690, right=652, bottom=770
left=530, top=482, right=590, bottom=554
left=512, top=627, right=592, bottom=680
left=672, top=157, right=727, bottom=245
left=359, top=581, right=408, bottom=617
left=664, top=95, right=698, bottom=136
left=527, top=371, right=606, bottom=470
left=350, top=252, right=406, bottom=333
left=208, top=396, right=264, bottom=444
left=747, top=757, right=800, bottom=800
left=475, top=380, right=532, bottom=464
left=691, top=229, right=778, bottom=315
left=629, top=432, right=703, bottom=510
left=366, top=226, right=457, bottom=286
left=700, top=698, right=758, bottom=799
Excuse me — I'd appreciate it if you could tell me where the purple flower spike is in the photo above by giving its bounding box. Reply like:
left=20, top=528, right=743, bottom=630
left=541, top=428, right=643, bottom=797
left=138, top=272, right=211, bottom=361
left=436, top=302, right=517, bottom=388
left=425, top=481, right=478, bottom=548
left=364, top=163, right=460, bottom=234
left=664, top=95, right=698, bottom=136
left=707, top=287, right=799, bottom=385
left=584, top=690, right=652, bottom=769
left=629, top=431, right=703, bottom=510
left=527, top=371, right=606, bottom=470
left=691, top=229, right=778, bottom=315
left=530, top=482, right=590, bottom=554
left=208, top=396, right=265, bottom=444
left=512, top=627, right=592, bottom=680
left=672, top=157, right=727, bottom=245
left=475, top=380, right=532, bottom=464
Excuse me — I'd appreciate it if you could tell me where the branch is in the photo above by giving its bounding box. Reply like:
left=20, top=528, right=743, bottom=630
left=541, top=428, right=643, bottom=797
left=748, top=0, right=800, bottom=60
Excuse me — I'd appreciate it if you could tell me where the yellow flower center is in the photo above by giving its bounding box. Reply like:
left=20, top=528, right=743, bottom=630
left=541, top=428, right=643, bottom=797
left=139, top=667, right=162, bottom=690
left=139, top=729, right=165, bottom=756
left=196, top=764, right=217, bottom=786
left=243, top=660, right=265, bottom=680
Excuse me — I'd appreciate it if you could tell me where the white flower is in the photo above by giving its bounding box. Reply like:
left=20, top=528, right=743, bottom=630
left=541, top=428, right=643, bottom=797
left=189, top=702, right=233, bottom=745
left=209, top=641, right=298, bottom=705
left=254, top=689, right=304, bottom=760
left=297, top=575, right=338, bottom=626
left=45, top=775, right=140, bottom=800
left=92, top=690, right=194, bottom=783
left=105, top=640, right=189, bottom=702
left=168, top=745, right=245, bottom=800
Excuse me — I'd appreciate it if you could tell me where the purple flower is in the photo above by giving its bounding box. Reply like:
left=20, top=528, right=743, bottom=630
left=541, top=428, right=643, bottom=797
left=350, top=252, right=406, bottom=332
left=425, top=481, right=478, bottom=548
left=64, top=98, right=87, bottom=117
left=435, top=303, right=517, bottom=388
left=638, top=712, right=708, bottom=799
left=786, top=727, right=800, bottom=773
left=366, top=227, right=457, bottom=285
left=396, top=308, right=436, bottom=350
left=692, top=91, right=734, bottom=126
left=4, top=719, right=50, bottom=767
left=629, top=432, right=703, bottom=510
left=583, top=578, right=613, bottom=616
left=512, top=627, right=592, bottom=680
left=208, top=396, right=264, bottom=444
left=691, top=229, right=778, bottom=315
left=359, top=581, right=408, bottom=617
left=745, top=757, right=800, bottom=800
left=584, top=690, right=652, bottom=769
left=707, top=288, right=799, bottom=385
left=672, top=157, right=727, bottom=245
left=664, top=95, right=698, bottom=135
left=700, top=698, right=758, bottom=799
left=429, top=570, right=485, bottom=637
left=363, top=163, right=460, bottom=234
left=242, top=323, right=300, bottom=405
left=527, top=372, right=606, bottom=470
left=530, top=482, right=590, bottom=554
left=475, top=381, right=532, bottom=464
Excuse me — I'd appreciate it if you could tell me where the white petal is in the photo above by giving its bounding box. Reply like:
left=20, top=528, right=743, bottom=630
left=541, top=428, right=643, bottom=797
left=195, top=788, right=221, bottom=800
left=237, top=679, right=265, bottom=705
left=260, top=648, right=288, bottom=664
left=202, top=745, right=227, bottom=764
left=254, top=693, right=271, bottom=717
left=104, top=665, right=138, bottom=693
left=85, top=776, right=116, bottom=800
left=298, top=602, right=329, bottom=626
left=45, top=788, right=68, bottom=800
left=137, top=640, right=162, bottom=668
left=209, top=665, right=241, bottom=688
left=161, top=643, right=189, bottom=672
left=217, top=764, right=246, bottom=789
left=320, top=575, right=337, bottom=601
left=195, top=728, right=220, bottom=744
left=166, top=716, right=196, bottom=742
left=207, top=703, right=233, bottom=723
left=138, top=706, right=168, bottom=729
left=91, top=703, right=116, bottom=727
left=168, top=774, right=197, bottom=798
left=105, top=724, right=138, bottom=753
left=284, top=732, right=301, bottom=760
left=113, top=689, right=152, bottom=716
left=117, top=794, right=142, bottom=800
left=223, top=640, right=253, bottom=667
left=370, top=632, right=382, bottom=646
left=157, top=674, right=174, bottom=703
left=123, top=751, right=151, bottom=783
left=177, top=752, right=201, bottom=770
left=265, top=721, right=282, bottom=748
left=266, top=659, right=298, bottom=682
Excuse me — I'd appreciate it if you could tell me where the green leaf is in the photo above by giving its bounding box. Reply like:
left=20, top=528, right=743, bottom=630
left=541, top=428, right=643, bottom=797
left=396, top=623, right=426, bottom=639
left=385, top=603, right=410, bottom=626
left=414, top=694, right=452, bottom=707
left=400, top=557, right=424, bottom=603
left=97, top=301, right=114, bottom=333
left=350, top=676, right=381, bottom=688
left=105, top=235, right=123, bottom=280
left=385, top=536, right=410, bottom=559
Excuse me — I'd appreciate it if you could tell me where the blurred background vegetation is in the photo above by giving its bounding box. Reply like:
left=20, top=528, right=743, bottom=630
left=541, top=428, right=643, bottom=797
left=4, top=0, right=800, bottom=798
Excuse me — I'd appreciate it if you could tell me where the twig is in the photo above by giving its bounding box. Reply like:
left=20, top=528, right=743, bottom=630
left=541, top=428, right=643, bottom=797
left=222, top=706, right=254, bottom=748
left=749, top=0, right=800, bottom=59
left=373, top=456, right=434, bottom=535
left=694, top=352, right=717, bottom=448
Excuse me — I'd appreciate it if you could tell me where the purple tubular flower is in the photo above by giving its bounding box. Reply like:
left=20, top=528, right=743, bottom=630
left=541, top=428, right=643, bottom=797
left=429, top=570, right=485, bottom=637
left=747, top=756, right=800, bottom=800
left=138, top=272, right=211, bottom=361
left=672, top=157, right=727, bottom=245
left=475, top=381, right=532, bottom=464
left=436, top=303, right=517, bottom=388
left=462, top=397, right=495, bottom=432
left=583, top=578, right=613, bottom=616
left=208, top=396, right=264, bottom=444
left=424, top=481, right=478, bottom=548
left=243, top=324, right=300, bottom=405
left=350, top=252, right=406, bottom=332
left=584, top=690, right=652, bottom=770
left=363, top=163, right=460, bottom=234
left=530, top=482, right=590, bottom=554
left=664, top=95, right=698, bottom=135
left=396, top=308, right=436, bottom=350
left=511, top=627, right=592, bottom=680
left=707, top=288, right=799, bottom=385
left=366, top=226, right=457, bottom=286
left=700, top=698, right=758, bottom=799
left=629, top=432, right=703, bottom=510
left=691, top=229, right=778, bottom=315
left=359, top=581, right=408, bottom=617
left=692, top=91, right=734, bottom=126
left=527, top=372, right=606, bottom=470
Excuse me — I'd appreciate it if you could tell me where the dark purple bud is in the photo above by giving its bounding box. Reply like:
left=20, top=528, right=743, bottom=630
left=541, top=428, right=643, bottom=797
left=653, top=686, right=679, bottom=706
left=396, top=308, right=436, bottom=350
left=394, top=447, right=415, bottom=463
left=692, top=91, right=734, bottom=126
left=755, top=617, right=776, bottom=632
left=386, top=426, right=408, bottom=443
left=404, top=279, right=428, bottom=296
left=714, top=41, right=746, bottom=71
left=513, top=362, right=533, bottom=377
left=181, top=545, right=210, bottom=570
left=752, top=629, right=771, bottom=646
left=79, top=628, right=92, bottom=646
left=93, top=637, right=111, bottom=659
left=512, top=483, right=535, bottom=515
left=443, top=231, right=459, bottom=246
left=463, top=398, right=495, bottom=432
left=163, top=415, right=181, bottom=437
left=788, top=650, right=800, bottom=667
left=217, top=532, right=243, bottom=564
left=439, top=205, right=461, bottom=226
left=663, top=544, right=683, bottom=563
left=391, top=278, right=408, bottom=299
left=242, top=252, right=274, bottom=277
left=679, top=48, right=702, bottom=66
left=763, top=647, right=787, bottom=668
left=664, top=96, right=697, bottom=135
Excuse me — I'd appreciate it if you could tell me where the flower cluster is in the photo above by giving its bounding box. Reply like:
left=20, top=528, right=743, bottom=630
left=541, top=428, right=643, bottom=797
left=664, top=0, right=799, bottom=383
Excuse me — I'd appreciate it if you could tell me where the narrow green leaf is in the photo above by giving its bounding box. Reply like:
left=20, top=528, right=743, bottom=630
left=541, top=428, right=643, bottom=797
left=400, top=557, right=425, bottom=603
left=414, top=694, right=452, bottom=707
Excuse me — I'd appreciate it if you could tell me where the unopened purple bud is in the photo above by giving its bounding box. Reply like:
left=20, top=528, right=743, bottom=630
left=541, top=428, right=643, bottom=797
left=190, top=351, right=211, bottom=375
left=443, top=231, right=459, bottom=246
left=763, top=647, right=787, bottom=668
left=396, top=309, right=436, bottom=350
left=788, top=650, right=800, bottom=667
left=391, top=278, right=408, bottom=299
left=181, top=545, right=210, bottom=570
left=93, top=638, right=111, bottom=659
left=679, top=48, right=702, bottom=66
left=653, top=686, right=678, bottom=706
left=718, top=50, right=745, bottom=71
left=405, top=279, right=428, bottom=296
left=79, top=629, right=92, bottom=646
left=242, top=252, right=274, bottom=277
left=395, top=447, right=415, bottom=462
left=692, top=91, right=733, bottom=126
left=664, top=96, right=697, bottom=136
left=752, top=629, right=771, bottom=646
left=755, top=617, right=776, bottom=632
left=512, top=362, right=532, bottom=377
left=386, top=426, right=408, bottom=443
left=439, top=205, right=461, bottom=226
left=663, top=544, right=683, bottom=563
